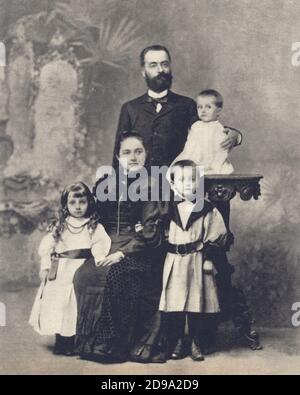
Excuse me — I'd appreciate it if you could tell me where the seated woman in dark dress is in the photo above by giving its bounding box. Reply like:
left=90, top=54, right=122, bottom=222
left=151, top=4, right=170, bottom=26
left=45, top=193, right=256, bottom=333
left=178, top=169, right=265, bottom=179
left=73, top=131, right=161, bottom=362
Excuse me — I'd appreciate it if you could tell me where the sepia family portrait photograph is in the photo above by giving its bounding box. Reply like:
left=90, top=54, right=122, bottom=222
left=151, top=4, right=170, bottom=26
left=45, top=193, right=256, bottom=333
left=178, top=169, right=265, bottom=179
left=0, top=0, right=300, bottom=376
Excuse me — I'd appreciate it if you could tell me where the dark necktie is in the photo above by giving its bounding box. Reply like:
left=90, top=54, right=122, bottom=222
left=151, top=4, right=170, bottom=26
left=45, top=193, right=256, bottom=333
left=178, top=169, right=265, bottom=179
left=147, top=95, right=168, bottom=112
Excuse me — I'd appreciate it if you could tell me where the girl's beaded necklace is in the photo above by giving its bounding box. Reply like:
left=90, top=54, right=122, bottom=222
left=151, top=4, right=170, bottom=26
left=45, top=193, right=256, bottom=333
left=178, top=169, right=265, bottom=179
left=65, top=219, right=89, bottom=234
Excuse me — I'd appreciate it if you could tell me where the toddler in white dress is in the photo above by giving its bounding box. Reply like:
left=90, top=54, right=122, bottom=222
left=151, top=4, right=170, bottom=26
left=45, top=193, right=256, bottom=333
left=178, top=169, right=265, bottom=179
left=176, top=89, right=240, bottom=174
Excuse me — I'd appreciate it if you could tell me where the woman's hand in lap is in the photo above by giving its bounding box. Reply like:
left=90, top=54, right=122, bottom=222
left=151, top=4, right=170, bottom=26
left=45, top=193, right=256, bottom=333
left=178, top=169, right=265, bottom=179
left=95, top=251, right=124, bottom=267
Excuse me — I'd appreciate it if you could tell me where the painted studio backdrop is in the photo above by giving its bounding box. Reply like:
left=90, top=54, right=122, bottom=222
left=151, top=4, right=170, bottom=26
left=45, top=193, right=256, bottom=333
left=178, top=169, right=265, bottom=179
left=0, top=0, right=299, bottom=327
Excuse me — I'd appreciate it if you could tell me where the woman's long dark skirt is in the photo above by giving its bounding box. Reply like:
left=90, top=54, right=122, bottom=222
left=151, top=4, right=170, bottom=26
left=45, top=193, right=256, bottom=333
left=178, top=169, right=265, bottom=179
left=73, top=254, right=149, bottom=360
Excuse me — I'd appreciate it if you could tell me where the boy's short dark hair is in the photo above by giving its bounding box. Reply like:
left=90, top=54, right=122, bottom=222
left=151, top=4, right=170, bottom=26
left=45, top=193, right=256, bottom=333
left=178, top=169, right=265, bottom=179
left=198, top=89, right=223, bottom=108
left=140, top=45, right=171, bottom=67
left=169, top=159, right=198, bottom=182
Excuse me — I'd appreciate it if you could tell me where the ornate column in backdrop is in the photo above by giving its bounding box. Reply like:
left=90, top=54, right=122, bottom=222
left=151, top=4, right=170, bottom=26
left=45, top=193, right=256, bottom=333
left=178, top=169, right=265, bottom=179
left=0, top=2, right=144, bottom=288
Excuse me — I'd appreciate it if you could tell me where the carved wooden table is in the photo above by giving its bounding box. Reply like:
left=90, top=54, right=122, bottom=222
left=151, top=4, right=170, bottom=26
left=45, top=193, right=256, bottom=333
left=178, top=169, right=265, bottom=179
left=205, top=174, right=263, bottom=203
left=204, top=174, right=263, bottom=350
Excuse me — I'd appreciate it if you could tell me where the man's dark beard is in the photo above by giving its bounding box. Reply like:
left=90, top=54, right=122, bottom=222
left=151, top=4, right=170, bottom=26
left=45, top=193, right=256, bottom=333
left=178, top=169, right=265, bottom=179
left=145, top=72, right=173, bottom=93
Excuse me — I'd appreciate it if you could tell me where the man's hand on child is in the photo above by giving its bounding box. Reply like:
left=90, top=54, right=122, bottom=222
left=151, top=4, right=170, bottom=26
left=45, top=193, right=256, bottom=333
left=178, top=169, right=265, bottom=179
left=221, top=127, right=241, bottom=149
left=96, top=251, right=124, bottom=267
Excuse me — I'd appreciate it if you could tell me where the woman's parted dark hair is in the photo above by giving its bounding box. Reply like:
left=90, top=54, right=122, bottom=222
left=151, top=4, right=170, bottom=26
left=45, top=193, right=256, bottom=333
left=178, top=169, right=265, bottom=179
left=113, top=130, right=147, bottom=169
left=98, top=131, right=149, bottom=201
left=49, top=182, right=99, bottom=241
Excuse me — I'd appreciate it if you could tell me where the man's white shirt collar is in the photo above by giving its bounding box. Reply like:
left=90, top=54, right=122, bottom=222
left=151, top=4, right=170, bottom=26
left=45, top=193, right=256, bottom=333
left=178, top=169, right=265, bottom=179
left=148, top=89, right=168, bottom=99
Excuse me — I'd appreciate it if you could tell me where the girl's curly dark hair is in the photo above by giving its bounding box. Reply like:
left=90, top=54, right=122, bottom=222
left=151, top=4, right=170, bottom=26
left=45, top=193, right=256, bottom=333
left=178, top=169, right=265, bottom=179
left=48, top=182, right=99, bottom=241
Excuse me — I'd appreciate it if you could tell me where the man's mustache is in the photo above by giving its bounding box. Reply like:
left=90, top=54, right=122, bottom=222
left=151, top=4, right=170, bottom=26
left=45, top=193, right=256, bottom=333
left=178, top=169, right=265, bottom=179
left=154, top=72, right=172, bottom=80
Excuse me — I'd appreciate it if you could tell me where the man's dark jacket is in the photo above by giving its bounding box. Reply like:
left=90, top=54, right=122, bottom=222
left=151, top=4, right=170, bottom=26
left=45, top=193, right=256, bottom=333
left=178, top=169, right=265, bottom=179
left=113, top=90, right=198, bottom=167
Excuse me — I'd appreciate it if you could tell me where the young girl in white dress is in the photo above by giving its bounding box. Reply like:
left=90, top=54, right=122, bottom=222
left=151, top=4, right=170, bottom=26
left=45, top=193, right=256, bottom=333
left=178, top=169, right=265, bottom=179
left=29, top=182, right=111, bottom=355
left=159, top=160, right=228, bottom=361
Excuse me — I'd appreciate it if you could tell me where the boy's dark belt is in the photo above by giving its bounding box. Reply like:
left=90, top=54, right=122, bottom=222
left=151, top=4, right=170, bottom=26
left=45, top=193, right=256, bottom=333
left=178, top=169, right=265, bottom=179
left=166, top=241, right=204, bottom=256
left=48, top=249, right=92, bottom=281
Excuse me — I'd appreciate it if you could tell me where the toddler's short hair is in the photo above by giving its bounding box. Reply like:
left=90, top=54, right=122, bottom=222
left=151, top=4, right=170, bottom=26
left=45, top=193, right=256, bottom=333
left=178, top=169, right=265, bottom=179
left=198, top=89, right=223, bottom=108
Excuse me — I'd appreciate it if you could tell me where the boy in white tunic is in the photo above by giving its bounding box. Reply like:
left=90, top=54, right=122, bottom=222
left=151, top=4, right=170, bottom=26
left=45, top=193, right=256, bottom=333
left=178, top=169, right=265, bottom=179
left=29, top=182, right=111, bottom=355
left=159, top=160, right=227, bottom=361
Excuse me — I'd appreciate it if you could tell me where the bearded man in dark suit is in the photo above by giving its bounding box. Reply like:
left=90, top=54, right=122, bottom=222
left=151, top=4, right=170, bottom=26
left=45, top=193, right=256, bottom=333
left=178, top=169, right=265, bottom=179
left=113, top=45, right=241, bottom=168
